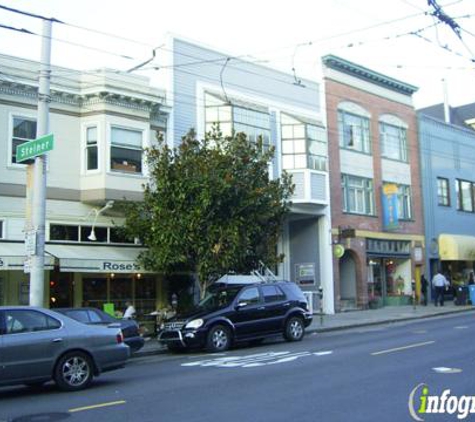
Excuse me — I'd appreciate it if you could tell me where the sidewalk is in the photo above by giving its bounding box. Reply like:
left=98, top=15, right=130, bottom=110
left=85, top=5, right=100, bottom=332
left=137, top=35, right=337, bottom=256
left=134, top=303, right=475, bottom=357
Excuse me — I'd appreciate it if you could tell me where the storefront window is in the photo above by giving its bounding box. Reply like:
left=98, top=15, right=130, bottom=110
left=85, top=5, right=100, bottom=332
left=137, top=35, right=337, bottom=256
left=135, top=277, right=156, bottom=314
left=83, top=278, right=107, bottom=308
left=0, top=277, right=4, bottom=305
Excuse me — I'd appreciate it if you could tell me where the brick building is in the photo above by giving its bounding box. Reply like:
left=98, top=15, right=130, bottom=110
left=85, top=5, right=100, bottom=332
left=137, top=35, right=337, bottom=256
left=322, top=55, right=425, bottom=311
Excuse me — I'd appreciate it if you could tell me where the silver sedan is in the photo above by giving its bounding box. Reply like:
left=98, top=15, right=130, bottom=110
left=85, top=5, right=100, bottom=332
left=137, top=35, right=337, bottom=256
left=0, top=306, right=130, bottom=391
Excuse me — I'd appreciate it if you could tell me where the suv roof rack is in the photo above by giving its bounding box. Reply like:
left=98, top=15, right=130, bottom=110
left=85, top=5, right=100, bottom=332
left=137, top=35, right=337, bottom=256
left=215, top=261, right=279, bottom=285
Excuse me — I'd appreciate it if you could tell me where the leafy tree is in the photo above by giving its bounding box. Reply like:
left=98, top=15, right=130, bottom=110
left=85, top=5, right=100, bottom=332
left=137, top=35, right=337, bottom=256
left=123, top=128, right=294, bottom=297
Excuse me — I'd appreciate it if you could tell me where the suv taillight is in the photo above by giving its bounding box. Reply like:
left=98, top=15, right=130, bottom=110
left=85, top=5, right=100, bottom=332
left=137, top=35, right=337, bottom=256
left=116, top=330, right=124, bottom=344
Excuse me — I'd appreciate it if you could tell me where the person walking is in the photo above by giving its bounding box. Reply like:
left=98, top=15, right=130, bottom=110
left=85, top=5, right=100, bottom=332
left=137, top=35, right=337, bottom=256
left=432, top=270, right=449, bottom=306
left=420, top=274, right=428, bottom=306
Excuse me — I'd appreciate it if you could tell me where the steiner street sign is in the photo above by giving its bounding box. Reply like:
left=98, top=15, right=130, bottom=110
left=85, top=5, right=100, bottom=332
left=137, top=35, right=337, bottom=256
left=16, top=133, right=54, bottom=163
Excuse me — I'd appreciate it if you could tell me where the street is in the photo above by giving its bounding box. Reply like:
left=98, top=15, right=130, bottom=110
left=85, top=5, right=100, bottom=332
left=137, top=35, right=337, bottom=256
left=1, top=312, right=474, bottom=422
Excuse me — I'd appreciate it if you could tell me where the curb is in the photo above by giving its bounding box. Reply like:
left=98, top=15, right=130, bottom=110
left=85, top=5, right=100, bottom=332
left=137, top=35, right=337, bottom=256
left=306, top=307, right=475, bottom=334
left=132, top=307, right=475, bottom=358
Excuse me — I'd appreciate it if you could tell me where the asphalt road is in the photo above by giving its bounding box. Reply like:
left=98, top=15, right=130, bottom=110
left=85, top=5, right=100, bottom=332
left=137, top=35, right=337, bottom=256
left=1, top=312, right=474, bottom=422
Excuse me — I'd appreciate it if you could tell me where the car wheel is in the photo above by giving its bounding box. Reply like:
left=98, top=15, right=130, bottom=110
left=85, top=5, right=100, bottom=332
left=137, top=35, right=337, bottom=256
left=54, top=351, right=93, bottom=391
left=284, top=316, right=305, bottom=342
left=206, top=325, right=231, bottom=353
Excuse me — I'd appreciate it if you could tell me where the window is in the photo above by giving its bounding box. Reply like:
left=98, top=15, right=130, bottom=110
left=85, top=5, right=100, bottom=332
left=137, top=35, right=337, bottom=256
left=380, top=122, right=407, bottom=162
left=456, top=179, right=474, bottom=212
left=110, top=127, right=143, bottom=174
left=237, top=287, right=261, bottom=306
left=437, top=177, right=450, bottom=206
left=50, top=224, right=79, bottom=241
left=261, top=285, right=286, bottom=303
left=204, top=93, right=270, bottom=150
left=5, top=310, right=61, bottom=334
left=49, top=224, right=134, bottom=244
left=341, top=174, right=375, bottom=215
left=0, top=220, right=3, bottom=239
left=338, top=111, right=370, bottom=153
left=11, top=116, right=37, bottom=164
left=281, top=114, right=327, bottom=171
left=397, top=184, right=412, bottom=220
left=86, top=126, right=98, bottom=171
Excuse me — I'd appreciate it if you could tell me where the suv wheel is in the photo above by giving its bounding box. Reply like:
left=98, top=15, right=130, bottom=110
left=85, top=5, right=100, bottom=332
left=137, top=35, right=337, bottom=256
left=54, top=351, right=93, bottom=391
left=284, top=316, right=305, bottom=342
left=206, top=325, right=231, bottom=352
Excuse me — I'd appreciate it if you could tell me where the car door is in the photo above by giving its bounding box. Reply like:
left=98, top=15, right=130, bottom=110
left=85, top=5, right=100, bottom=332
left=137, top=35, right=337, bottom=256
left=1, top=309, right=65, bottom=383
left=230, top=286, right=266, bottom=339
left=260, top=285, right=289, bottom=333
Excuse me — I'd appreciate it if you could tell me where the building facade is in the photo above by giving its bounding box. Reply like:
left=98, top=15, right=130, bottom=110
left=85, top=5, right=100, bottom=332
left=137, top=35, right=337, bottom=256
left=418, top=107, right=475, bottom=285
left=323, top=55, right=425, bottom=311
left=164, top=37, right=334, bottom=313
left=0, top=53, right=170, bottom=317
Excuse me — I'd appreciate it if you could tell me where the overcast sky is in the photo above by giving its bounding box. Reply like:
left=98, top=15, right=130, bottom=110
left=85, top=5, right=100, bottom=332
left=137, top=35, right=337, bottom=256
left=1, top=0, right=474, bottom=108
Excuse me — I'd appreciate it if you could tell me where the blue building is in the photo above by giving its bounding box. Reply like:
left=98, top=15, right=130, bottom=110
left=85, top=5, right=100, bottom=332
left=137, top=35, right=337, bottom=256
left=418, top=105, right=475, bottom=288
left=163, top=37, right=334, bottom=313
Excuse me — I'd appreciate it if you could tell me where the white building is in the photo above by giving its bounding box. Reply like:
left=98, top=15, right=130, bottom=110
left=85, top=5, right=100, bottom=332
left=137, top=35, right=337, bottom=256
left=0, top=53, right=170, bottom=316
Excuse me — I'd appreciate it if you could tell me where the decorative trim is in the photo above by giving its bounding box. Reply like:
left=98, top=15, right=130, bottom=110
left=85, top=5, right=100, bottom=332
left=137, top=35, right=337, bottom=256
left=322, top=55, right=418, bottom=95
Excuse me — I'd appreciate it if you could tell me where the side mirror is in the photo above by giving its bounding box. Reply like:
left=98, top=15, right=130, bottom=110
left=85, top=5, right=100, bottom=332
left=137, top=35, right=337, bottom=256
left=235, top=302, right=248, bottom=310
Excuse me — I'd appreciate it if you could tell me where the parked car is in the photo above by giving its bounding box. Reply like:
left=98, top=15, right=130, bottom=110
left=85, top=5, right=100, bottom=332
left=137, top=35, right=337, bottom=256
left=0, top=306, right=130, bottom=391
left=55, top=307, right=145, bottom=352
left=158, top=281, right=312, bottom=353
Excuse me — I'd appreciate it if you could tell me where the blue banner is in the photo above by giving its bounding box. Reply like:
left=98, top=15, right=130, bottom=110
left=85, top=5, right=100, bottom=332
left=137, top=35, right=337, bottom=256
left=382, top=184, right=399, bottom=231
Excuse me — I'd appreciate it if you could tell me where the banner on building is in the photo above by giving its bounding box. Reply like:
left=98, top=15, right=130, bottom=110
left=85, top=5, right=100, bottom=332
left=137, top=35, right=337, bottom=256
left=382, top=183, right=399, bottom=231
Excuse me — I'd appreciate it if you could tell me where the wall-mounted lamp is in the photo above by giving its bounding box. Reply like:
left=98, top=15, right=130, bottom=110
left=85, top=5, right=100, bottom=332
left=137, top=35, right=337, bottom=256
left=87, top=200, right=114, bottom=241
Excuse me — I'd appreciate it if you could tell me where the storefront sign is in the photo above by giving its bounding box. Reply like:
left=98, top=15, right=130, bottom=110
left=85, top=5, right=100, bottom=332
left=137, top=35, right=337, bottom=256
left=295, top=263, right=316, bottom=285
left=102, top=262, right=142, bottom=272
left=382, top=183, right=399, bottom=231
left=333, top=244, right=345, bottom=258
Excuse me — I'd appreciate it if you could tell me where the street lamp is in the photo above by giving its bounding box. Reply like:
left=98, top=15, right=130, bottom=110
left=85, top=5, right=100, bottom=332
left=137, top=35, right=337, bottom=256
left=87, top=200, right=114, bottom=241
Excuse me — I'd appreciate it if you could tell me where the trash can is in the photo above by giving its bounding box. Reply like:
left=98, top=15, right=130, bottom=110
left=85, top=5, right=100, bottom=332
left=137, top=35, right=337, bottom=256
left=455, top=286, right=468, bottom=306
left=469, top=285, right=475, bottom=305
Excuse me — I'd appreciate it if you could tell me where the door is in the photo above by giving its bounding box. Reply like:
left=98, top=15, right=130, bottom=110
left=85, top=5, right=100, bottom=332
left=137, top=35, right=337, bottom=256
left=260, top=284, right=289, bottom=333
left=230, top=286, right=265, bottom=339
left=2, top=309, right=65, bottom=383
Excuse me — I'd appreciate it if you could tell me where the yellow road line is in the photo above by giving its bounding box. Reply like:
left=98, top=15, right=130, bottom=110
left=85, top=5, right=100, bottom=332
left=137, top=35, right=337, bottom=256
left=69, top=400, right=126, bottom=413
left=371, top=341, right=435, bottom=356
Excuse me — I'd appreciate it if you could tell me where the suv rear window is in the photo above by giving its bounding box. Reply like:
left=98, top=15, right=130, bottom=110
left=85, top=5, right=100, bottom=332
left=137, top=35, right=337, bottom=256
left=279, top=283, right=306, bottom=301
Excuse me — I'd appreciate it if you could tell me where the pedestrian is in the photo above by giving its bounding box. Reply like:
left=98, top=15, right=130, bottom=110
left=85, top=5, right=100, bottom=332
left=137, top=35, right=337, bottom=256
left=432, top=270, right=449, bottom=306
left=468, top=272, right=475, bottom=285
left=420, top=274, right=428, bottom=306
left=123, top=300, right=136, bottom=319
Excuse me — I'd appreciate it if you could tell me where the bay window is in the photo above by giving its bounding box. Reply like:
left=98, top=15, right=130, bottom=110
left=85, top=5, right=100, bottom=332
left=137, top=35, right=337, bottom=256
left=110, top=127, right=143, bottom=174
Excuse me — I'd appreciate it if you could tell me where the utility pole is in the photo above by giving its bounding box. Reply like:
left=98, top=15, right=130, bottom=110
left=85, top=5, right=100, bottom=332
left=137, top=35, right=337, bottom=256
left=29, top=18, right=52, bottom=307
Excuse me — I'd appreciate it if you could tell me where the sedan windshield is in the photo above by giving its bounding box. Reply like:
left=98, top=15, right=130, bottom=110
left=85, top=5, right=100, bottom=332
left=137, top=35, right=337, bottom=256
left=199, top=287, right=241, bottom=310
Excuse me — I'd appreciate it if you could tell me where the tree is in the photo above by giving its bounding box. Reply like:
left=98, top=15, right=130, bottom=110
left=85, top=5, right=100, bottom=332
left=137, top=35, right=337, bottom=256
left=123, top=128, right=294, bottom=297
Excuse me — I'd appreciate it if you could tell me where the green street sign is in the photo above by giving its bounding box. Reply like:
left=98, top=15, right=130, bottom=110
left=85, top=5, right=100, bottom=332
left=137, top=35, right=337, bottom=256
left=16, top=133, right=54, bottom=163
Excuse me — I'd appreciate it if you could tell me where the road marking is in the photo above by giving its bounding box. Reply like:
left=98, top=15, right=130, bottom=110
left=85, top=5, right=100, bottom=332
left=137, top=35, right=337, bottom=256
left=69, top=400, right=126, bottom=413
left=181, top=350, right=332, bottom=368
left=433, top=367, right=463, bottom=374
left=371, top=341, right=435, bottom=356
left=313, top=351, right=333, bottom=356
left=454, top=326, right=469, bottom=329
left=412, top=330, right=427, bottom=334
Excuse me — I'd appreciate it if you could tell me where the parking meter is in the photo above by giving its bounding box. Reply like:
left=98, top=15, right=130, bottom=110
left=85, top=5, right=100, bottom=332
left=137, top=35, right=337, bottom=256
left=318, top=285, right=323, bottom=325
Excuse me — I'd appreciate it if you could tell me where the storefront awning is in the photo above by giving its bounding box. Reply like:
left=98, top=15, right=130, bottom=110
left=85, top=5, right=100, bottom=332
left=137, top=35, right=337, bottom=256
left=439, top=234, right=475, bottom=261
left=0, top=242, right=54, bottom=271
left=45, top=244, right=150, bottom=273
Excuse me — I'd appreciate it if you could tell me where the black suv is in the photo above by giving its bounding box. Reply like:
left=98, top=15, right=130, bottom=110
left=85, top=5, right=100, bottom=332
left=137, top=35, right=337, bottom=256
left=158, top=281, right=312, bottom=353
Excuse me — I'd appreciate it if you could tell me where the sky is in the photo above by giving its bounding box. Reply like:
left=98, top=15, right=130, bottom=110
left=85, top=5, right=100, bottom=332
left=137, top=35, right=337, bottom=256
left=0, top=0, right=474, bottom=109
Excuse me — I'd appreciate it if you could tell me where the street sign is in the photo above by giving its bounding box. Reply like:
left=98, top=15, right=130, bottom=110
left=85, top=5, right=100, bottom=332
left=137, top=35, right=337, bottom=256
left=25, top=231, right=37, bottom=256
left=16, top=133, right=54, bottom=163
